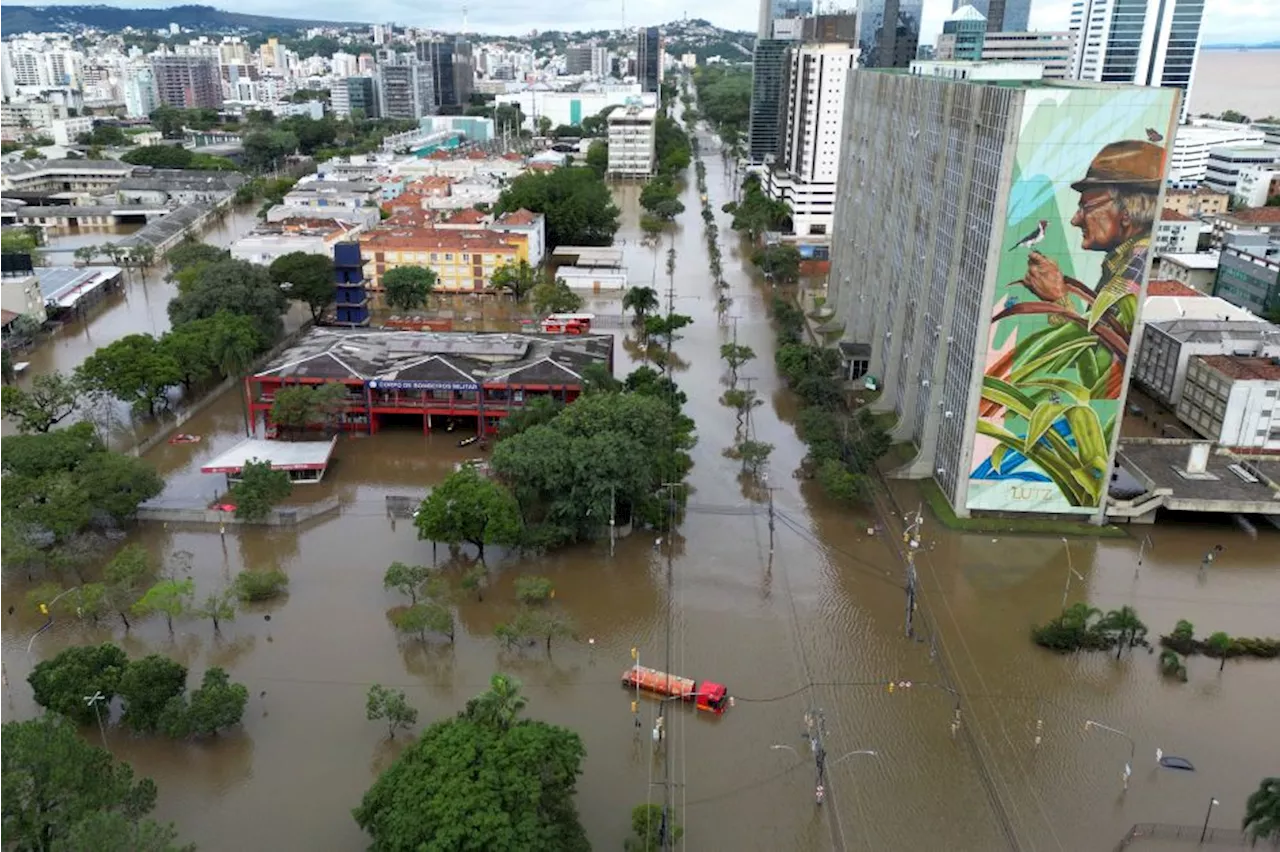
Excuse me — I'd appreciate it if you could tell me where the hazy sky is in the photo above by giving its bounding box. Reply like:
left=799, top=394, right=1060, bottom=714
left=29, top=0, right=1280, bottom=44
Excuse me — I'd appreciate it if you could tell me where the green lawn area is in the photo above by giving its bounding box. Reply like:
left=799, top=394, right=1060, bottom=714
left=918, top=479, right=1129, bottom=538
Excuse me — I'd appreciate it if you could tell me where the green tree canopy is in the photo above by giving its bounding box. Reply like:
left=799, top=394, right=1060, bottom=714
left=227, top=459, right=292, bottom=522
left=118, top=655, right=188, bottom=734
left=168, top=259, right=288, bottom=345
left=585, top=140, right=608, bottom=177
left=28, top=643, right=129, bottom=724
left=353, top=676, right=588, bottom=852
left=367, top=684, right=419, bottom=740
left=161, top=667, right=248, bottom=738
left=382, top=266, right=436, bottom=312
left=496, top=166, right=620, bottom=247
left=383, top=561, right=432, bottom=605
left=490, top=259, right=540, bottom=300
left=132, top=579, right=195, bottom=636
left=269, top=251, right=335, bottom=321
left=0, top=371, right=80, bottom=432
left=531, top=278, right=584, bottom=315
left=242, top=129, right=299, bottom=172
left=1244, top=777, right=1280, bottom=843
left=414, top=468, right=523, bottom=561
left=77, top=333, right=181, bottom=415
left=623, top=286, right=660, bottom=327
left=754, top=244, right=801, bottom=283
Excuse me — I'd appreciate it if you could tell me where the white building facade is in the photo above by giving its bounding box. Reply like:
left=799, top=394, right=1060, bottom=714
left=1166, top=121, right=1267, bottom=184
left=607, top=106, right=657, bottom=177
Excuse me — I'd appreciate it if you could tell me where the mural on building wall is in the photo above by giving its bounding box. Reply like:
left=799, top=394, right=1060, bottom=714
left=967, top=87, right=1180, bottom=514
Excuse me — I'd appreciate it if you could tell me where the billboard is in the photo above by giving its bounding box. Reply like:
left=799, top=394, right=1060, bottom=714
left=966, top=87, right=1180, bottom=514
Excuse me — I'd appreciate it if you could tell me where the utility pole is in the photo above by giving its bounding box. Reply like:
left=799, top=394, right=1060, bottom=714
left=903, top=505, right=922, bottom=639
left=609, top=483, right=616, bottom=557
left=806, top=708, right=829, bottom=805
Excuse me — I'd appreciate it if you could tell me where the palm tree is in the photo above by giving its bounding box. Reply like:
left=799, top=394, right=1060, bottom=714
left=1206, top=631, right=1232, bottom=672
left=466, top=673, right=526, bottom=731
left=623, top=286, right=659, bottom=328
left=1100, top=606, right=1147, bottom=660
left=1244, top=777, right=1280, bottom=843
left=1061, top=602, right=1101, bottom=630
left=1158, top=649, right=1187, bottom=682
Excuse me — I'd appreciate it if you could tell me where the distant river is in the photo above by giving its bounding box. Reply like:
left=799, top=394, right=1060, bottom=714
left=1190, top=48, right=1280, bottom=118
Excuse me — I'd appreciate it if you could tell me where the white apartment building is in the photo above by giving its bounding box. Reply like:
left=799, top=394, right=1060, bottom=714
left=764, top=42, right=858, bottom=236
left=1234, top=166, right=1280, bottom=209
left=1070, top=0, right=1205, bottom=121
left=0, top=101, right=69, bottom=139
left=607, top=106, right=657, bottom=177
left=980, top=31, right=1075, bottom=79
left=50, top=116, right=95, bottom=147
left=1167, top=121, right=1267, bottom=183
left=123, top=65, right=160, bottom=118
left=1204, top=145, right=1280, bottom=196
left=1154, top=208, right=1200, bottom=255
left=1176, top=355, right=1280, bottom=449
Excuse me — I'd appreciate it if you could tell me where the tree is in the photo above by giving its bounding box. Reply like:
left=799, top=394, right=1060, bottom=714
left=77, top=334, right=181, bottom=415
left=156, top=321, right=219, bottom=391
left=461, top=565, right=487, bottom=602
left=463, top=673, right=528, bottom=731
left=490, top=259, right=540, bottom=301
left=28, top=643, right=129, bottom=724
left=815, top=458, right=869, bottom=504
left=204, top=311, right=261, bottom=379
left=1158, top=649, right=1188, bottom=682
left=103, top=544, right=153, bottom=630
left=118, top=655, right=188, bottom=734
left=194, top=588, right=237, bottom=635
left=754, top=244, right=802, bottom=283
left=1206, top=631, right=1232, bottom=671
left=390, top=602, right=455, bottom=644
left=168, top=259, right=288, bottom=345
left=227, top=459, right=292, bottom=522
left=1099, top=606, right=1147, bottom=660
left=164, top=667, right=248, bottom=738
left=233, top=568, right=289, bottom=602
left=354, top=683, right=588, bottom=852
left=73, top=243, right=100, bottom=264
left=415, top=467, right=523, bottom=561
left=733, top=439, right=773, bottom=477
left=496, top=166, right=620, bottom=247
left=639, top=177, right=682, bottom=218
left=7, top=313, right=43, bottom=349
left=521, top=608, right=576, bottom=654
left=514, top=575, right=554, bottom=606
left=0, top=371, right=80, bottom=432
left=585, top=140, right=608, bottom=177
left=720, top=342, right=755, bottom=386
left=2, top=714, right=184, bottom=851
left=366, top=684, right=419, bottom=740
left=165, top=241, right=229, bottom=281
left=51, top=809, right=192, bottom=852
left=1, top=228, right=41, bottom=257
left=269, top=251, right=335, bottom=321
left=644, top=312, right=693, bottom=350
left=536, top=115, right=553, bottom=137
left=242, top=128, right=298, bottom=172
left=531, top=277, right=584, bottom=315
left=1244, top=777, right=1280, bottom=843
left=383, top=561, right=432, bottom=605
left=623, top=286, right=660, bottom=327
left=271, top=385, right=324, bottom=435
left=625, top=803, right=683, bottom=852
left=381, top=265, right=436, bottom=311
left=721, top=387, right=761, bottom=425
left=132, top=579, right=194, bottom=636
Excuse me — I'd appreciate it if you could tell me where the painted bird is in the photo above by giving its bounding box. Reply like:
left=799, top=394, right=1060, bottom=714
left=1146, top=128, right=1164, bottom=142
left=1009, top=219, right=1049, bottom=252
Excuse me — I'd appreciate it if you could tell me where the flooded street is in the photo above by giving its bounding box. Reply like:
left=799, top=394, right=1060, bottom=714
left=4, top=144, right=1279, bottom=852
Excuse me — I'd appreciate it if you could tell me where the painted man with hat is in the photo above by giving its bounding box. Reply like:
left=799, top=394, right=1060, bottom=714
left=1020, top=139, right=1164, bottom=337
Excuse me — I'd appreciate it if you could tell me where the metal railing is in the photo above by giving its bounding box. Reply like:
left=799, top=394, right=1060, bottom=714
left=1115, top=823, right=1272, bottom=850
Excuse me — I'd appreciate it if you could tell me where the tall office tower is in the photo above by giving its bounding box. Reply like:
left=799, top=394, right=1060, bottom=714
left=757, top=0, right=815, bottom=39
left=151, top=55, right=222, bottom=109
left=746, top=38, right=793, bottom=164
left=566, top=46, right=594, bottom=75
left=936, top=6, right=987, bottom=61
left=858, top=0, right=924, bottom=67
left=377, top=59, right=434, bottom=119
left=827, top=64, right=1179, bottom=519
left=637, top=27, right=661, bottom=93
left=416, top=38, right=474, bottom=110
left=763, top=16, right=859, bottom=236
left=1070, top=0, right=1205, bottom=121
left=333, top=76, right=379, bottom=119
left=952, top=0, right=1029, bottom=33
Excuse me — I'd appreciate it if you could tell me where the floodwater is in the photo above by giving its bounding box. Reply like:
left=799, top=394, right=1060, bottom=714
left=4, top=133, right=1279, bottom=852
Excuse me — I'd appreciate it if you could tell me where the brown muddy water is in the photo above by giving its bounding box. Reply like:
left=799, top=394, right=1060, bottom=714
left=3, top=138, right=1279, bottom=852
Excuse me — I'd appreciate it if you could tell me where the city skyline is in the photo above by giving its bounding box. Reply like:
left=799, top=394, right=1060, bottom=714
left=10, top=0, right=1278, bottom=45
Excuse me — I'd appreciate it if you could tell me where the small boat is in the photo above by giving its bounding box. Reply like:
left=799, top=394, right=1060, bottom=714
left=458, top=435, right=479, bottom=447
left=169, top=433, right=202, bottom=444
left=621, top=664, right=728, bottom=715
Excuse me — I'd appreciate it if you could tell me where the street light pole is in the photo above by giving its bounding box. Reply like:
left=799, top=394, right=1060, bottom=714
left=85, top=691, right=109, bottom=753
left=1084, top=720, right=1135, bottom=790
left=1200, top=796, right=1219, bottom=843
left=1061, top=538, right=1084, bottom=612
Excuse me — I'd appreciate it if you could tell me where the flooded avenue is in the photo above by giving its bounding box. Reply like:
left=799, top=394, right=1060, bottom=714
left=3, top=139, right=1279, bottom=852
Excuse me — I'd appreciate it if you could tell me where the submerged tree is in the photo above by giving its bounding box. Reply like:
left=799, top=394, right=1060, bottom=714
left=366, top=684, right=419, bottom=739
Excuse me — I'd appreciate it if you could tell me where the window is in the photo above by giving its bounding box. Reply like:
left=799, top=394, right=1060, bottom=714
left=445, top=254, right=454, bottom=261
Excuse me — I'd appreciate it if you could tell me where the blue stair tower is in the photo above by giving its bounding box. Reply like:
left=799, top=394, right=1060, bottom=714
left=332, top=241, right=369, bottom=327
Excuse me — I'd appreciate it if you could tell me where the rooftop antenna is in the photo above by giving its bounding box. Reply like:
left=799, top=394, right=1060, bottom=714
left=463, top=2, right=470, bottom=35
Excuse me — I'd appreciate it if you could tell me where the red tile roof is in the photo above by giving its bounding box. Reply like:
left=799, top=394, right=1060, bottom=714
left=1167, top=185, right=1227, bottom=197
left=1160, top=208, right=1195, bottom=222
left=360, top=226, right=519, bottom=253
left=443, top=208, right=489, bottom=225
left=1199, top=355, right=1280, bottom=381
left=1146, top=279, right=1204, bottom=298
left=528, top=161, right=557, bottom=171
left=1, top=309, right=19, bottom=326
left=496, top=208, right=538, bottom=226
left=1228, top=207, right=1280, bottom=225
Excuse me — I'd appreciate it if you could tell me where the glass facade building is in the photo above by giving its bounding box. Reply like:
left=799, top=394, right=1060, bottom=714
left=858, top=0, right=924, bottom=68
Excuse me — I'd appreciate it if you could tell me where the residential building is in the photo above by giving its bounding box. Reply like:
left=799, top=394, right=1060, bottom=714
left=1155, top=208, right=1199, bottom=255
left=495, top=89, right=655, bottom=131
left=332, top=76, right=379, bottom=119
left=416, top=38, right=474, bottom=109
left=1, top=257, right=47, bottom=325
left=1206, top=206, right=1280, bottom=248
left=1203, top=145, right=1280, bottom=196
left=1154, top=252, right=1220, bottom=292
left=764, top=36, right=859, bottom=236
left=858, top=0, right=924, bottom=68
left=1167, top=121, right=1267, bottom=184
left=607, top=105, right=658, bottom=177
left=747, top=39, right=793, bottom=164
left=0, top=100, right=69, bottom=138
left=229, top=218, right=368, bottom=266
left=490, top=209, right=547, bottom=267
left=565, top=46, right=595, bottom=76
left=936, top=6, right=987, bottom=62
left=1234, top=166, right=1280, bottom=209
left=245, top=328, right=613, bottom=436
left=1163, top=184, right=1229, bottom=217
left=49, top=116, right=95, bottom=147
left=1176, top=355, right=1280, bottom=450
left=1212, top=230, right=1280, bottom=316
left=1134, top=317, right=1280, bottom=408
left=638, top=27, right=662, bottom=93
left=952, top=0, right=1030, bottom=32
left=979, top=32, right=1075, bottom=79
left=151, top=55, right=222, bottom=109
left=359, top=227, right=525, bottom=293
left=827, top=65, right=1179, bottom=518
left=282, top=179, right=382, bottom=212
left=123, top=65, right=160, bottom=118
left=377, top=59, right=435, bottom=120
left=1069, top=0, right=1205, bottom=122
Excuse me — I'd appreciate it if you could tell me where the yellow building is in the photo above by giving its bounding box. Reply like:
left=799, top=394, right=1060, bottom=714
left=359, top=227, right=527, bottom=294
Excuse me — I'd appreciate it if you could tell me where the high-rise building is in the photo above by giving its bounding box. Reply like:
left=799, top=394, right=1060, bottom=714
left=332, top=76, right=379, bottom=119
left=607, top=105, right=658, bottom=177
left=566, top=46, right=594, bottom=75
left=757, top=0, right=815, bottom=38
left=123, top=65, right=160, bottom=118
left=377, top=59, right=434, bottom=120
left=637, top=27, right=662, bottom=93
left=827, top=64, right=1179, bottom=519
left=151, top=55, right=222, bottom=109
left=936, top=5, right=987, bottom=61
left=858, top=0, right=924, bottom=68
left=416, top=39, right=474, bottom=110
left=1070, top=0, right=1205, bottom=121
left=952, top=0, right=1030, bottom=32
left=980, top=32, right=1076, bottom=78
left=746, top=39, right=793, bottom=164
left=762, top=20, right=859, bottom=236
